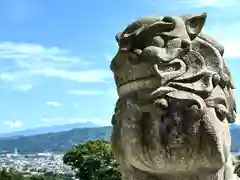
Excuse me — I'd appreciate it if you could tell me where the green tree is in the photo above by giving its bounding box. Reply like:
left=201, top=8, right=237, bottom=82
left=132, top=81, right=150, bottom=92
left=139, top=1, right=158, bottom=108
left=234, top=155, right=240, bottom=177
left=63, top=140, right=121, bottom=180
left=0, top=168, right=12, bottom=180
left=0, top=169, right=25, bottom=180
left=0, top=169, right=61, bottom=180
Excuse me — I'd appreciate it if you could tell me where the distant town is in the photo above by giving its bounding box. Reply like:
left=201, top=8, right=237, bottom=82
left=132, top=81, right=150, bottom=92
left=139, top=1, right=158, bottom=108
left=0, top=125, right=239, bottom=179
left=0, top=148, right=75, bottom=178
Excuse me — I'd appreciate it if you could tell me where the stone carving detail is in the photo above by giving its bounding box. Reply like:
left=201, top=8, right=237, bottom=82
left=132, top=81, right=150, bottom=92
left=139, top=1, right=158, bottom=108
left=110, top=13, right=238, bottom=180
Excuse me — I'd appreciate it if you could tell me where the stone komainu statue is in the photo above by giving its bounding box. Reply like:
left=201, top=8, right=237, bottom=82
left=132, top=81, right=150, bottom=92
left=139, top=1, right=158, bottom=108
left=110, top=13, right=239, bottom=180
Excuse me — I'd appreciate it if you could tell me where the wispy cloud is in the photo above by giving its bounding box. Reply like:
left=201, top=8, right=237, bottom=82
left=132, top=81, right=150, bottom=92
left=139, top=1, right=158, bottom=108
left=0, top=42, right=111, bottom=90
left=235, top=113, right=240, bottom=125
left=33, top=69, right=111, bottom=83
left=145, top=0, right=239, bottom=12
left=204, top=23, right=240, bottom=58
left=177, top=0, right=238, bottom=8
left=73, top=103, right=79, bottom=107
left=46, top=101, right=63, bottom=107
left=4, top=120, right=22, bottom=128
left=68, top=90, right=106, bottom=95
left=41, top=117, right=111, bottom=126
left=10, top=84, right=34, bottom=91
left=104, top=53, right=114, bottom=61
left=68, top=89, right=118, bottom=99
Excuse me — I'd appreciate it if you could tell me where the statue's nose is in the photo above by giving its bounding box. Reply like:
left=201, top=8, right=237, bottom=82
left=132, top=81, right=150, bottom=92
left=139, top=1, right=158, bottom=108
left=110, top=50, right=131, bottom=72
left=110, top=54, right=121, bottom=72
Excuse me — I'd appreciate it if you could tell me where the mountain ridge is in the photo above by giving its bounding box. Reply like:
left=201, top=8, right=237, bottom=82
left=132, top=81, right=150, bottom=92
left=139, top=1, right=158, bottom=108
left=0, top=126, right=112, bottom=154
left=0, top=122, right=100, bottom=139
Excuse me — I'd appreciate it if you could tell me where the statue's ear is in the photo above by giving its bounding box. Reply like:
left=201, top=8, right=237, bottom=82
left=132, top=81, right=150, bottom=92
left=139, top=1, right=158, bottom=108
left=182, top=12, right=207, bottom=40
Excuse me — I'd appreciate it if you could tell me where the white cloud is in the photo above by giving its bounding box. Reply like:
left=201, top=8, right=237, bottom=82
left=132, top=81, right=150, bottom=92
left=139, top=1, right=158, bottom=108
left=46, top=101, right=63, bottom=107
left=15, top=84, right=33, bottom=91
left=177, top=0, right=238, bottom=8
left=68, top=90, right=105, bottom=95
left=73, top=103, right=79, bottom=107
left=235, top=113, right=240, bottom=125
left=4, top=120, right=22, bottom=128
left=41, top=118, right=58, bottom=122
left=68, top=89, right=118, bottom=99
left=70, top=118, right=110, bottom=126
left=41, top=117, right=111, bottom=126
left=204, top=23, right=240, bottom=58
left=0, top=42, right=111, bottom=90
left=104, top=53, right=114, bottom=61
left=108, top=89, right=118, bottom=100
left=8, top=84, right=34, bottom=91
left=33, top=68, right=111, bottom=83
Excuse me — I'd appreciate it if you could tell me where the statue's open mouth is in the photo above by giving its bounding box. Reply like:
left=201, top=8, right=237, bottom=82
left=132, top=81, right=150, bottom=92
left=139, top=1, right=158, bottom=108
left=114, top=52, right=186, bottom=97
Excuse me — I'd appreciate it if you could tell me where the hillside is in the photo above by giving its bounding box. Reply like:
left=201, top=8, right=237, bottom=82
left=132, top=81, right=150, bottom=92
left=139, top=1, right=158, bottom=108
left=0, top=126, right=112, bottom=154
left=0, top=122, right=99, bottom=139
left=0, top=125, right=239, bottom=154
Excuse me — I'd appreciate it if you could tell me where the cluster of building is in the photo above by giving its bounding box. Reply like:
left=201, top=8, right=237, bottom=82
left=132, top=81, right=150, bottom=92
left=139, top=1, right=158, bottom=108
left=0, top=148, right=75, bottom=178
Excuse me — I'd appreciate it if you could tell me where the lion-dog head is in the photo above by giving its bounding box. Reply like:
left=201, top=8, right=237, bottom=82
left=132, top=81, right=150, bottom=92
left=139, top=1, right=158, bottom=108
left=110, top=12, right=237, bottom=175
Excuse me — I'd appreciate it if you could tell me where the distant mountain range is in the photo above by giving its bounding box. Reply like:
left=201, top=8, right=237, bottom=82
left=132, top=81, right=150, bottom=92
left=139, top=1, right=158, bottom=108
left=0, top=124, right=238, bottom=154
left=0, top=122, right=100, bottom=139
left=0, top=126, right=112, bottom=154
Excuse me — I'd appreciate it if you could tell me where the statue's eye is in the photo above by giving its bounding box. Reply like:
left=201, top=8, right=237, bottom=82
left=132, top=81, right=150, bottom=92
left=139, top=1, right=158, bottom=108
left=127, top=53, right=140, bottom=64
left=150, top=36, right=165, bottom=48
left=162, top=16, right=174, bottom=23
left=215, top=104, right=228, bottom=122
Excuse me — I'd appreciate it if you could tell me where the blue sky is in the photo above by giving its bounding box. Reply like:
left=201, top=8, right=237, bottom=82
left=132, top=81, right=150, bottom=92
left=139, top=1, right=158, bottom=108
left=0, top=0, right=239, bottom=133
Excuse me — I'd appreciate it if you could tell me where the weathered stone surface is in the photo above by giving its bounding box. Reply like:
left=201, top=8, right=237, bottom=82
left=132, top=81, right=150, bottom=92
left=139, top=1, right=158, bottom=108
left=110, top=13, right=239, bottom=180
